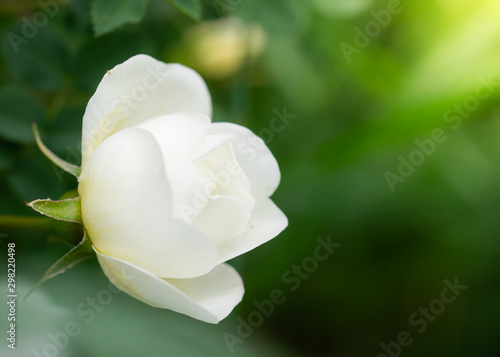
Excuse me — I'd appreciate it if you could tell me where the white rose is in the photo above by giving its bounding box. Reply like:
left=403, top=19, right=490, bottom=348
left=77, top=54, right=288, bottom=323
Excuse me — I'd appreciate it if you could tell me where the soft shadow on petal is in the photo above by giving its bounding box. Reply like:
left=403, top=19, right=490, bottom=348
left=81, top=54, right=212, bottom=166
left=194, top=196, right=251, bottom=245
left=193, top=132, right=235, bottom=158
left=95, top=248, right=244, bottom=324
left=205, top=123, right=281, bottom=200
left=79, top=127, right=217, bottom=279
left=195, top=141, right=255, bottom=209
left=217, top=199, right=288, bottom=264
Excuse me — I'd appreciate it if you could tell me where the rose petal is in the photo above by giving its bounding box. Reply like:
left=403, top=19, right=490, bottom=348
left=217, top=199, right=288, bottom=264
left=205, top=123, right=281, bottom=199
left=135, top=112, right=210, bottom=165
left=79, top=127, right=217, bottom=279
left=95, top=248, right=244, bottom=324
left=81, top=54, right=212, bottom=166
left=135, top=113, right=211, bottom=220
left=194, top=132, right=235, bottom=158
left=195, top=141, right=255, bottom=209
left=194, top=196, right=251, bottom=245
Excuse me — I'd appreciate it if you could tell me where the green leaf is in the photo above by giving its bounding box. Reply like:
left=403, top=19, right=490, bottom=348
left=1, top=26, right=70, bottom=90
left=0, top=88, right=44, bottom=144
left=91, top=0, right=148, bottom=36
left=27, top=197, right=82, bottom=224
left=26, top=231, right=94, bottom=299
left=33, top=123, right=81, bottom=178
left=164, top=0, right=202, bottom=21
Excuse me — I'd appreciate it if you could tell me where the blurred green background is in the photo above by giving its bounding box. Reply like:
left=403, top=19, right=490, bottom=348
left=1, top=0, right=500, bottom=356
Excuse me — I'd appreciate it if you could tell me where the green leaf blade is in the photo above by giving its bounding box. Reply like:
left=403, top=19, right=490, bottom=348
left=91, top=0, right=148, bottom=36
left=28, top=197, right=82, bottom=224
left=164, top=0, right=202, bottom=21
left=1, top=26, right=70, bottom=90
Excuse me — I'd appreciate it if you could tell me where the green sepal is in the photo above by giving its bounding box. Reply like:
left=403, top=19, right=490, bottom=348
left=27, top=197, right=82, bottom=224
left=33, top=123, right=81, bottom=178
left=25, top=231, right=94, bottom=299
